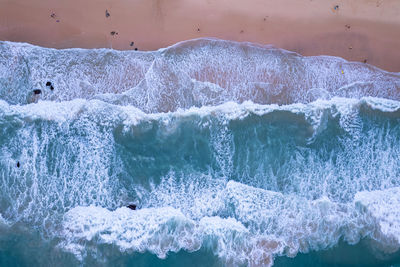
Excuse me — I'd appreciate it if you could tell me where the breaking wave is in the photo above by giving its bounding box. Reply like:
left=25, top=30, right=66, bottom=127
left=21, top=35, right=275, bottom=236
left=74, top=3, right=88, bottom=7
left=1, top=38, right=399, bottom=111
left=1, top=39, right=400, bottom=266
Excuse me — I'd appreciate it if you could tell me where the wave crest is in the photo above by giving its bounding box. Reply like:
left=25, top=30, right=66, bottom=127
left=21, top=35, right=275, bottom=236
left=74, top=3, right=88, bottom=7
left=60, top=182, right=400, bottom=266
left=1, top=39, right=399, bottom=112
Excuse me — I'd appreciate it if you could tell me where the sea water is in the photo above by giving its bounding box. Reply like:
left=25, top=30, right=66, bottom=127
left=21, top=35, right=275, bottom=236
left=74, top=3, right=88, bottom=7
left=0, top=38, right=400, bottom=266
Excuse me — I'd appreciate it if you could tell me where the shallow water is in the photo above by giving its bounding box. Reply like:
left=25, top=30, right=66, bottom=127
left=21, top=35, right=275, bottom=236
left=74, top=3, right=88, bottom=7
left=1, top=38, right=400, bottom=266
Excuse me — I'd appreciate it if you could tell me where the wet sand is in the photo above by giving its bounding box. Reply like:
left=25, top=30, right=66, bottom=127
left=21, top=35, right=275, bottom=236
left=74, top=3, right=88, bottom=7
left=0, top=0, right=399, bottom=71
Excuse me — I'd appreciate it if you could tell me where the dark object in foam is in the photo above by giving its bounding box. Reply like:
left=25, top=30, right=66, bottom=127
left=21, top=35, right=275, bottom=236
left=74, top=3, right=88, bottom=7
left=127, top=204, right=137, bottom=210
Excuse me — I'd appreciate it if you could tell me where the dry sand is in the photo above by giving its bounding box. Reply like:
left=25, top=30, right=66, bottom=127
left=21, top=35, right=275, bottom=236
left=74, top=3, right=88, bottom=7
left=0, top=0, right=399, bottom=71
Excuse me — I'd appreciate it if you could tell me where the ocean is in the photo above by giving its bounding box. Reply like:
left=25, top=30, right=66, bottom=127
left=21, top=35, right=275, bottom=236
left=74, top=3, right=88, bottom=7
left=0, top=38, right=400, bottom=266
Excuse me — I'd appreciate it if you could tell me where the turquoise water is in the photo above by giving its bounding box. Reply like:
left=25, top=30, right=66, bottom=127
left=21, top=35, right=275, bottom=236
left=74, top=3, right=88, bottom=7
left=1, top=38, right=400, bottom=266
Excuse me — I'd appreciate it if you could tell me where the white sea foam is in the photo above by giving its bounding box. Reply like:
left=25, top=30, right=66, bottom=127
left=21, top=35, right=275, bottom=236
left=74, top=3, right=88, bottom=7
left=361, top=97, right=400, bottom=112
left=1, top=38, right=400, bottom=266
left=355, top=187, right=400, bottom=255
left=0, top=97, right=397, bottom=139
left=1, top=96, right=399, bottom=229
left=1, top=39, right=399, bottom=110
left=61, top=205, right=274, bottom=266
left=0, top=213, right=8, bottom=227
left=60, top=180, right=400, bottom=266
left=62, top=206, right=200, bottom=259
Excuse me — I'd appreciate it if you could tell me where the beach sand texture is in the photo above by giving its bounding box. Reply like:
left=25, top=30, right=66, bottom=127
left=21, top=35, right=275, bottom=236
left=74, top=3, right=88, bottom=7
left=0, top=0, right=399, bottom=71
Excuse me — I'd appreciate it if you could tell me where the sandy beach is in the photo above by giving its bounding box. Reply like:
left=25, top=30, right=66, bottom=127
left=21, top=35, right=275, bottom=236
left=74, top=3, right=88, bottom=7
left=0, top=0, right=399, bottom=71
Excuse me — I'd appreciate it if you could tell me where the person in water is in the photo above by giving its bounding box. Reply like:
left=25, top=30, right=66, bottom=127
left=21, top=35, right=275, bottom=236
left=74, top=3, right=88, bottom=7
left=127, top=204, right=137, bottom=210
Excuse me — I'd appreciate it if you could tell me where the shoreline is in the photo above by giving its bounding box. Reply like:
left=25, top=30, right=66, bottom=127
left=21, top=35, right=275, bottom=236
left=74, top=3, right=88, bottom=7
left=0, top=0, right=399, bottom=71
